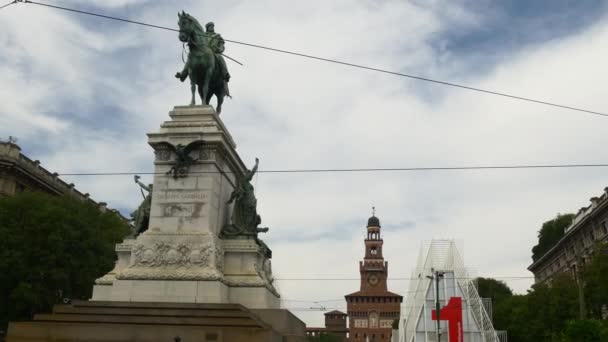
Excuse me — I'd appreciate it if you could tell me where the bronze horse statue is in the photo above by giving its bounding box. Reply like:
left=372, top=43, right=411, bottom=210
left=175, top=11, right=228, bottom=113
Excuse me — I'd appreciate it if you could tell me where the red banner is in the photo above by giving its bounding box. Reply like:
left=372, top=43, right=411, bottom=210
left=432, top=297, right=464, bottom=342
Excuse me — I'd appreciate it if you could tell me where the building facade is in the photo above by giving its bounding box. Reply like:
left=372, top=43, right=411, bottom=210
left=0, top=140, right=109, bottom=210
left=345, top=215, right=402, bottom=342
left=306, top=310, right=349, bottom=341
left=528, top=187, right=608, bottom=283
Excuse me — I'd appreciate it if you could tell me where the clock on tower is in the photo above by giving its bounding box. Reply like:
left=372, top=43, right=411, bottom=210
left=367, top=274, right=380, bottom=287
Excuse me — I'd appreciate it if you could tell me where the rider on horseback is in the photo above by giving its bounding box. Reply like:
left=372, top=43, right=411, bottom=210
left=175, top=12, right=231, bottom=111
left=205, top=22, right=230, bottom=82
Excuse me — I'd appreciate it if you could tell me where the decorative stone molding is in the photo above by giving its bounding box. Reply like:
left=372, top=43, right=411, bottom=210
left=254, top=258, right=279, bottom=296
left=154, top=145, right=216, bottom=163
left=161, top=122, right=206, bottom=128
left=131, top=241, right=217, bottom=268
left=222, top=277, right=264, bottom=287
left=95, top=273, right=116, bottom=285
left=116, top=240, right=135, bottom=252
left=256, top=259, right=275, bottom=285
left=117, top=268, right=223, bottom=280
left=215, top=244, right=224, bottom=272
left=155, top=149, right=172, bottom=161
left=95, top=239, right=136, bottom=285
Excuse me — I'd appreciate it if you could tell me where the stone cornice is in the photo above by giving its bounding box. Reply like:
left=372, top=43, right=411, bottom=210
left=0, top=142, right=115, bottom=212
left=528, top=187, right=608, bottom=271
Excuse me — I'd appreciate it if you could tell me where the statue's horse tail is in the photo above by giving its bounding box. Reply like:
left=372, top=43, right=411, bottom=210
left=226, top=82, right=232, bottom=98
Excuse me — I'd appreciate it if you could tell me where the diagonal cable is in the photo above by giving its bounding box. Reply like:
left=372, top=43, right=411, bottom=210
left=0, top=0, right=16, bottom=10
left=55, top=163, right=608, bottom=176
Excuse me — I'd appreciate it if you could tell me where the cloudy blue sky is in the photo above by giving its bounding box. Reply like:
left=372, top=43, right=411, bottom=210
left=2, top=0, right=608, bottom=327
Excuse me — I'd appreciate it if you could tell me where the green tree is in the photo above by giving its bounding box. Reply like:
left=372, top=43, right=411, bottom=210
left=475, top=277, right=514, bottom=331
left=526, top=273, right=579, bottom=341
left=494, top=295, right=531, bottom=342
left=561, top=319, right=608, bottom=341
left=531, top=213, right=575, bottom=262
left=583, top=242, right=608, bottom=319
left=476, top=277, right=513, bottom=301
left=0, top=192, right=130, bottom=328
left=489, top=273, right=579, bottom=342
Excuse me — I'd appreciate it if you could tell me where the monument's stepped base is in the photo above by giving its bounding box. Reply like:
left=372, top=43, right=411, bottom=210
left=7, top=300, right=306, bottom=342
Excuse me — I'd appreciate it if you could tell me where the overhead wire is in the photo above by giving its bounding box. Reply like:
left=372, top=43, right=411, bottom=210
left=0, top=0, right=16, bottom=10
left=279, top=276, right=534, bottom=305
left=14, top=0, right=608, bottom=118
left=273, top=276, right=534, bottom=281
left=54, top=163, right=608, bottom=176
left=279, top=276, right=534, bottom=304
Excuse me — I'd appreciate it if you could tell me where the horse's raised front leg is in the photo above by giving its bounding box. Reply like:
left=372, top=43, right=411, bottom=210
left=175, top=66, right=189, bottom=82
left=190, top=82, right=196, bottom=106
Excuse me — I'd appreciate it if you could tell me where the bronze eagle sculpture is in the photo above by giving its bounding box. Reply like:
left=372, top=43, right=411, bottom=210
left=156, top=140, right=205, bottom=179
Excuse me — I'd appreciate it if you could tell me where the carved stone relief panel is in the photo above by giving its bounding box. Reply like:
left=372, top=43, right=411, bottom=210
left=131, top=241, right=218, bottom=268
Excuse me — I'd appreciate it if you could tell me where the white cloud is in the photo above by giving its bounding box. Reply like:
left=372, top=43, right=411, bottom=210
left=63, top=0, right=152, bottom=9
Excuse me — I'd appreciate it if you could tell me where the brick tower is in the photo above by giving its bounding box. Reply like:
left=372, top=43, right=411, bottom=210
left=345, top=211, right=403, bottom=341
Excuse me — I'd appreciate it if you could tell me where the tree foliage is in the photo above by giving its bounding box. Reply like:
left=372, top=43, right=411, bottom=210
left=476, top=277, right=513, bottom=303
left=561, top=319, right=608, bottom=342
left=475, top=277, right=513, bottom=331
left=531, top=213, right=575, bottom=262
left=479, top=274, right=579, bottom=342
left=583, top=242, right=608, bottom=320
left=489, top=238, right=608, bottom=342
left=0, top=192, right=130, bottom=328
left=527, top=273, right=579, bottom=340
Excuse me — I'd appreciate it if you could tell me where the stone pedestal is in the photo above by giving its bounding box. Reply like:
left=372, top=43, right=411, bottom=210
left=92, top=239, right=134, bottom=300
left=92, top=105, right=279, bottom=308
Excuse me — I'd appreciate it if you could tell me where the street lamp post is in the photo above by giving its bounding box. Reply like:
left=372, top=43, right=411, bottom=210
left=427, top=269, right=444, bottom=342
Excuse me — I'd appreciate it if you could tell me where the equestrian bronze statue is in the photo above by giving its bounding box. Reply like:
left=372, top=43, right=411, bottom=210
left=175, top=11, right=230, bottom=113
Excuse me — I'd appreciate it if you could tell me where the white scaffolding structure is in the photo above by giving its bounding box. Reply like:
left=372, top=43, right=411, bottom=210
left=398, top=240, right=506, bottom=342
